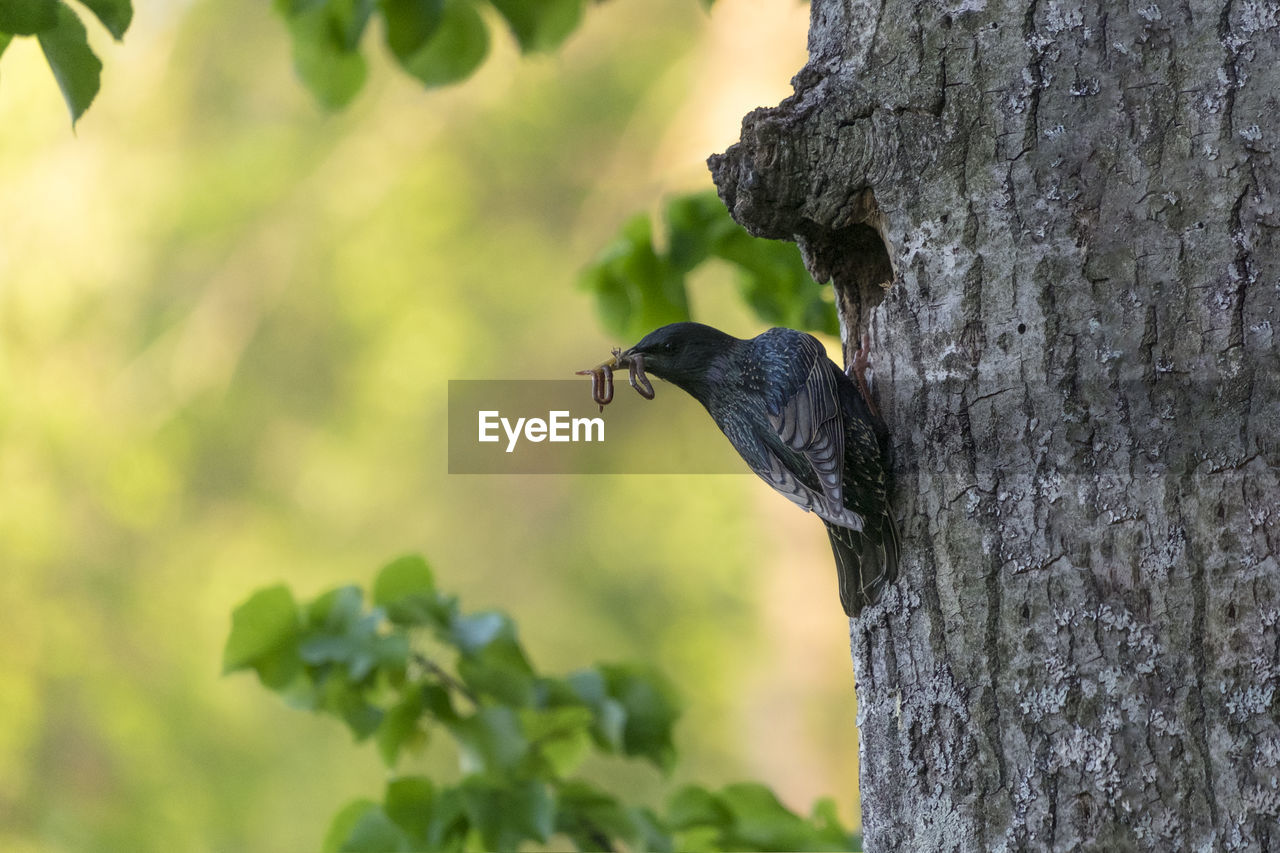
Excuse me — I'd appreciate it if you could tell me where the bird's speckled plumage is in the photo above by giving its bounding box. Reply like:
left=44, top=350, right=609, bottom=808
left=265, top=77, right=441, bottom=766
left=622, top=322, right=899, bottom=617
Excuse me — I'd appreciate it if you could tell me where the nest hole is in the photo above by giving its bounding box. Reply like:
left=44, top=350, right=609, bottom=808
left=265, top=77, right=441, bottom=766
left=827, top=222, right=893, bottom=358
left=795, top=191, right=893, bottom=365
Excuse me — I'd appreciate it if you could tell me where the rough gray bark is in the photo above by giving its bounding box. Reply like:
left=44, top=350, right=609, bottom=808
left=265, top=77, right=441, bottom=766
left=710, top=1, right=1280, bottom=849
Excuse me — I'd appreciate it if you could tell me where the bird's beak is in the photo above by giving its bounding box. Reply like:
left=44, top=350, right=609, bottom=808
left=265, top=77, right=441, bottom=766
left=580, top=350, right=623, bottom=374
left=602, top=346, right=640, bottom=370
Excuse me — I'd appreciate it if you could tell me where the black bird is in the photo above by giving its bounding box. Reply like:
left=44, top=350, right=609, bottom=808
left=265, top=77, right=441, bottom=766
left=616, top=322, right=899, bottom=617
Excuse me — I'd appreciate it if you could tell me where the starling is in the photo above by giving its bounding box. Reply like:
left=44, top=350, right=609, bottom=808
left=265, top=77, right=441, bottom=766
left=616, top=322, right=899, bottom=617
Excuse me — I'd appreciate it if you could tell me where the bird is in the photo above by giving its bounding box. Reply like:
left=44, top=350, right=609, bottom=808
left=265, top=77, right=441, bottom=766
left=614, top=322, right=899, bottom=617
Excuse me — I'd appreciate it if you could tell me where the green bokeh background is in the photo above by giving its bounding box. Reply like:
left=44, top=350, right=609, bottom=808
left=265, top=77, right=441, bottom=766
left=0, top=0, right=861, bottom=848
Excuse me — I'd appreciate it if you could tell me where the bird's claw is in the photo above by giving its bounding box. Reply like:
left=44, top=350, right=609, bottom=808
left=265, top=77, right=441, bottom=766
left=848, top=333, right=879, bottom=418
left=852, top=334, right=871, bottom=376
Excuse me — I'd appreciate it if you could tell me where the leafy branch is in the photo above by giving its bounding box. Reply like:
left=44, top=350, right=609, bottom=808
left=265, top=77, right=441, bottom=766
left=0, top=0, right=596, bottom=123
left=273, top=0, right=593, bottom=110
left=581, top=190, right=838, bottom=342
left=224, top=553, right=859, bottom=852
left=0, top=0, right=132, bottom=125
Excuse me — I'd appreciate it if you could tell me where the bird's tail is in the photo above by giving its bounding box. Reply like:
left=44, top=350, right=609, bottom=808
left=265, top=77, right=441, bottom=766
left=825, top=512, right=899, bottom=617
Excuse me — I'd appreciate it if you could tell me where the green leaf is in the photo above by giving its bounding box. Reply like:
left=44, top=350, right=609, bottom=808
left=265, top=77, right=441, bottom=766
left=333, top=0, right=376, bottom=51
left=421, top=682, right=458, bottom=722
left=460, top=777, right=554, bottom=851
left=223, top=585, right=302, bottom=675
left=300, top=585, right=407, bottom=683
left=580, top=263, right=631, bottom=343
left=520, top=705, right=593, bottom=777
left=77, top=0, right=132, bottom=39
left=426, top=786, right=470, bottom=850
left=0, top=33, right=11, bottom=62
left=809, top=797, right=857, bottom=848
left=0, top=0, right=58, bottom=34
left=720, top=782, right=830, bottom=851
left=565, top=668, right=607, bottom=703
left=299, top=634, right=357, bottom=666
left=343, top=701, right=385, bottom=739
left=449, top=610, right=507, bottom=653
left=584, top=189, right=836, bottom=340
left=279, top=0, right=368, bottom=109
left=301, top=618, right=407, bottom=683
left=276, top=0, right=328, bottom=14
left=366, top=629, right=411, bottom=678
left=520, top=705, right=592, bottom=742
left=580, top=213, right=690, bottom=341
left=389, top=0, right=487, bottom=88
left=373, top=554, right=437, bottom=625
left=384, top=776, right=434, bottom=842
left=458, top=638, right=535, bottom=705
left=371, top=632, right=410, bottom=675
left=276, top=671, right=321, bottom=710
left=37, top=3, right=101, bottom=126
left=487, top=0, right=582, bottom=53
left=376, top=686, right=427, bottom=766
left=632, top=807, right=675, bottom=853
left=566, top=668, right=627, bottom=752
left=307, top=585, right=364, bottom=632
left=594, top=696, right=626, bottom=752
left=600, top=664, right=680, bottom=772
left=538, top=726, right=591, bottom=778
left=449, top=706, right=528, bottom=774
left=314, top=676, right=385, bottom=738
left=380, top=0, right=442, bottom=63
left=710, top=226, right=836, bottom=336
left=672, top=825, right=723, bottom=853
left=555, top=780, right=645, bottom=851
left=452, top=611, right=536, bottom=705
left=664, top=191, right=725, bottom=273
left=339, top=805, right=412, bottom=852
left=666, top=785, right=729, bottom=830
left=323, top=799, right=380, bottom=853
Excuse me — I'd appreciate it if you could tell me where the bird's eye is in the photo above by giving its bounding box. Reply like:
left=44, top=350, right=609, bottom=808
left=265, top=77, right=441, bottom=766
left=661, top=341, right=676, bottom=353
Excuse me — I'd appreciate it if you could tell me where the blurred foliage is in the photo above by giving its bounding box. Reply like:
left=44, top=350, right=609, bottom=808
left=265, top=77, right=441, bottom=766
left=0, top=0, right=860, bottom=850
left=3, top=0, right=832, bottom=344
left=266, top=0, right=844, bottom=345
left=0, top=0, right=131, bottom=123
left=272, top=0, right=540, bottom=110
left=582, top=190, right=837, bottom=343
left=270, top=0, right=732, bottom=112
left=0, top=0, right=609, bottom=121
left=0, top=0, right=585, bottom=122
left=226, top=555, right=857, bottom=852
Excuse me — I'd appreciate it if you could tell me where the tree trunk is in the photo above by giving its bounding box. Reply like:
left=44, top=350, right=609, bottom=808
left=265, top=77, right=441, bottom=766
left=710, top=1, right=1279, bottom=849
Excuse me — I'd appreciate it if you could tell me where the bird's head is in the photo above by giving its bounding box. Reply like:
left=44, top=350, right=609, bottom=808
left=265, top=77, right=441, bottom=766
left=618, top=322, right=738, bottom=399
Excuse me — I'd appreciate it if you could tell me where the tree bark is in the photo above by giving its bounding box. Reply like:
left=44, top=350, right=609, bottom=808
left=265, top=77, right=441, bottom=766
left=710, top=1, right=1280, bottom=849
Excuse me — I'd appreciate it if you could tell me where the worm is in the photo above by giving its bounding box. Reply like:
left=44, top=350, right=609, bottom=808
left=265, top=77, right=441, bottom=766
left=628, top=354, right=655, bottom=399
left=576, top=347, right=656, bottom=410
left=575, top=365, right=614, bottom=411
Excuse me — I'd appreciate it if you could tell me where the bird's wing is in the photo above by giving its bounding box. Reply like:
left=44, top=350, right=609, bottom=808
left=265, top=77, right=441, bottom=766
left=758, top=334, right=865, bottom=531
